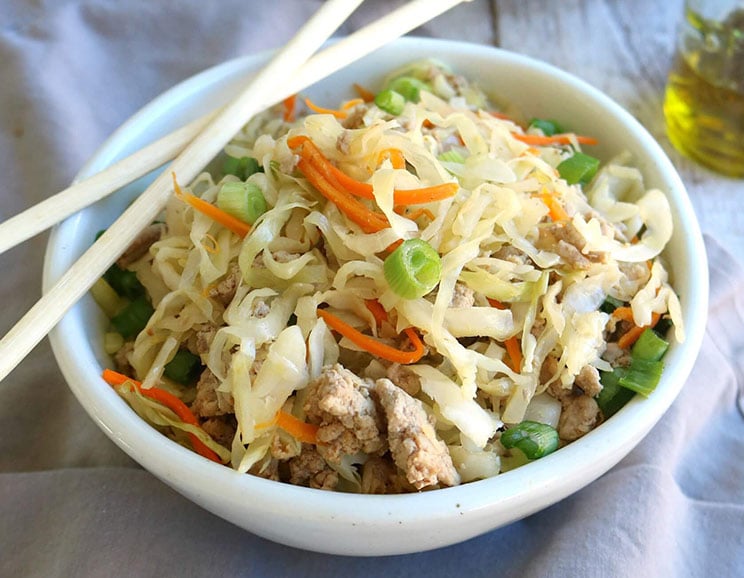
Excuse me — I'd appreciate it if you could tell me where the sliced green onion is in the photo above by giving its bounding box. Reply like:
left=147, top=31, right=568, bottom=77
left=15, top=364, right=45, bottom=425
left=653, top=317, right=674, bottom=338
left=374, top=89, right=406, bottom=115
left=386, top=76, right=430, bottom=103
left=383, top=238, right=442, bottom=299
left=599, top=295, right=625, bottom=314
left=103, top=264, right=145, bottom=300
left=597, top=368, right=636, bottom=418
left=438, top=149, right=466, bottom=163
left=500, top=420, right=559, bottom=459
left=529, top=118, right=565, bottom=136
left=222, top=155, right=261, bottom=180
left=618, top=358, right=664, bottom=396
left=216, top=181, right=267, bottom=225
left=111, top=296, right=154, bottom=339
left=164, top=349, right=203, bottom=385
left=631, top=328, right=669, bottom=362
left=557, top=152, right=600, bottom=185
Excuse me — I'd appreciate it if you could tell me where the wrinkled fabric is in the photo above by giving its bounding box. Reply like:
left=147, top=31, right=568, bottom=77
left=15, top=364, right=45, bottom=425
left=1, top=2, right=742, bottom=577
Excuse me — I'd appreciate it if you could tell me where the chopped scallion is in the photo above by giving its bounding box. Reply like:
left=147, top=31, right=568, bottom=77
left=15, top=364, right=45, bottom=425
left=631, top=328, right=669, bottom=362
left=374, top=89, right=406, bottom=115
left=216, top=182, right=267, bottom=225
left=386, top=76, right=430, bottom=103
left=383, top=238, right=441, bottom=299
left=103, top=264, right=145, bottom=300
left=164, top=349, right=202, bottom=385
left=599, top=295, right=625, bottom=314
left=222, top=155, right=261, bottom=180
left=111, top=296, right=154, bottom=339
left=597, top=369, right=636, bottom=418
left=500, top=420, right=559, bottom=459
left=438, top=149, right=466, bottom=163
left=618, top=358, right=664, bottom=396
left=529, top=118, right=565, bottom=136
left=557, top=152, right=600, bottom=185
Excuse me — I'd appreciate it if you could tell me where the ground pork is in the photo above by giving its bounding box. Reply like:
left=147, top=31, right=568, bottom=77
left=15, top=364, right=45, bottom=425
left=184, top=322, right=218, bottom=356
left=201, top=415, right=237, bottom=449
left=386, top=363, right=422, bottom=396
left=360, top=456, right=409, bottom=495
left=536, top=221, right=605, bottom=269
left=288, top=445, right=339, bottom=490
left=207, top=263, right=241, bottom=306
left=191, top=368, right=234, bottom=418
left=116, top=223, right=165, bottom=268
left=303, top=364, right=387, bottom=464
left=113, top=341, right=135, bottom=375
left=558, top=394, right=600, bottom=441
left=450, top=282, right=475, bottom=308
left=372, top=378, right=460, bottom=490
left=574, top=365, right=603, bottom=397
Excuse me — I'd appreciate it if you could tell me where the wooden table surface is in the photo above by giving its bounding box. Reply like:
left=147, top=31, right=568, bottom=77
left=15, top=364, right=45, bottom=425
left=415, top=0, right=742, bottom=258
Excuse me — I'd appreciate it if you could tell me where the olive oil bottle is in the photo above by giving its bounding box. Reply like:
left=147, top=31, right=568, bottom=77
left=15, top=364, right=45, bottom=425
left=664, top=4, right=744, bottom=177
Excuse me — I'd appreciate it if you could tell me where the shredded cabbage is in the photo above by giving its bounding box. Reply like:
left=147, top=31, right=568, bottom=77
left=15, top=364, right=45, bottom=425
left=101, top=59, right=684, bottom=493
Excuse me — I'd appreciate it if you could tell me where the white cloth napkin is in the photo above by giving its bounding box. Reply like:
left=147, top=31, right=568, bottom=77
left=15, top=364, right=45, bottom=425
left=1, top=2, right=742, bottom=576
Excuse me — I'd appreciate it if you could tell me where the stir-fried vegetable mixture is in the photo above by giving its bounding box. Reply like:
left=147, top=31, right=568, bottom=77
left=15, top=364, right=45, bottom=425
left=95, top=60, right=684, bottom=492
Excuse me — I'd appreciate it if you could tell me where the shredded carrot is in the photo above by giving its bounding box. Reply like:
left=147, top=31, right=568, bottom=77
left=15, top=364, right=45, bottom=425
left=353, top=83, right=376, bottom=102
left=503, top=336, right=522, bottom=373
left=288, top=136, right=457, bottom=206
left=614, top=309, right=662, bottom=350
left=101, top=369, right=222, bottom=463
left=172, top=174, right=251, bottom=238
left=304, top=97, right=348, bottom=119
left=364, top=298, right=389, bottom=327
left=296, top=156, right=389, bottom=233
left=282, top=94, right=297, bottom=122
left=377, top=148, right=406, bottom=169
left=341, top=98, right=365, bottom=111
left=486, top=299, right=521, bottom=371
left=489, top=111, right=513, bottom=120
left=403, top=208, right=436, bottom=222
left=486, top=298, right=507, bottom=310
left=276, top=410, right=319, bottom=444
left=536, top=190, right=570, bottom=222
left=512, top=132, right=599, bottom=146
left=317, top=308, right=425, bottom=364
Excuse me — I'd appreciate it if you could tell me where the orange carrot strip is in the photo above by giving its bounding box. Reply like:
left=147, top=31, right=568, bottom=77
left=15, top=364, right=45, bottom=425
left=304, top=97, right=348, bottom=118
left=101, top=369, right=222, bottom=463
left=353, top=83, right=376, bottom=102
left=503, top=336, right=522, bottom=373
left=377, top=148, right=406, bottom=169
left=283, top=94, right=297, bottom=122
left=512, top=132, right=599, bottom=146
left=489, top=111, right=513, bottom=120
left=172, top=174, right=251, bottom=238
left=296, top=157, right=389, bottom=233
left=611, top=306, right=635, bottom=322
left=404, top=208, right=436, bottom=222
left=364, top=298, right=389, bottom=326
left=276, top=410, right=319, bottom=444
left=536, top=191, right=570, bottom=222
left=486, top=298, right=507, bottom=310
left=616, top=312, right=661, bottom=350
left=341, top=98, right=365, bottom=110
left=289, top=137, right=457, bottom=206
left=317, top=308, right=425, bottom=364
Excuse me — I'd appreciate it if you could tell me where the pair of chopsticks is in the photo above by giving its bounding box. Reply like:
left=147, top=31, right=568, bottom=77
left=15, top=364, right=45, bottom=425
left=0, top=0, right=470, bottom=382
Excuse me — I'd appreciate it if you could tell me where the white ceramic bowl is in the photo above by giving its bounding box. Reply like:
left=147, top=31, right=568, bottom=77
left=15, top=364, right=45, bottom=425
left=43, top=37, right=708, bottom=556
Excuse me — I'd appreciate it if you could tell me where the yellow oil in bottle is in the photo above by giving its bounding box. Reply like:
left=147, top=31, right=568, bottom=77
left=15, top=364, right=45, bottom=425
left=663, top=8, right=744, bottom=177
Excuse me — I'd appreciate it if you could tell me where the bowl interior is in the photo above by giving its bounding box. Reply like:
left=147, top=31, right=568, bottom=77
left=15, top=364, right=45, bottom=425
left=43, top=37, right=708, bottom=556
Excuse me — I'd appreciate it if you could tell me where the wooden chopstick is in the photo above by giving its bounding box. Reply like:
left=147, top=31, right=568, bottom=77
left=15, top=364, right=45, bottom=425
left=0, top=0, right=470, bottom=257
left=0, top=0, right=469, bottom=384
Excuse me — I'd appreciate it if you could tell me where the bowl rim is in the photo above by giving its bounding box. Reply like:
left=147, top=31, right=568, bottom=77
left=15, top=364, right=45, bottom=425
left=43, top=36, right=709, bottom=551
